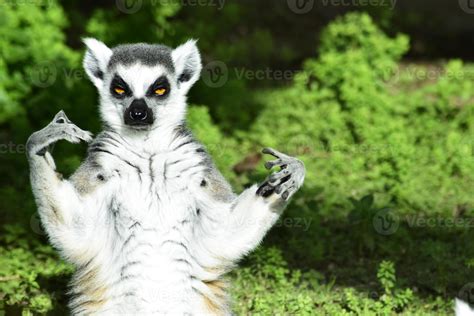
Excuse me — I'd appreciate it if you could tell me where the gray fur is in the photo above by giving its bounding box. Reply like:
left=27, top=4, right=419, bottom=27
left=202, top=167, right=235, bottom=203
left=196, top=147, right=236, bottom=203
left=69, top=159, right=103, bottom=195
left=108, top=43, right=175, bottom=72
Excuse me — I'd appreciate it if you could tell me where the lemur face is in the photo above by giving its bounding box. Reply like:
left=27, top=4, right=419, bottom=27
left=105, top=52, right=174, bottom=129
left=82, top=39, right=202, bottom=131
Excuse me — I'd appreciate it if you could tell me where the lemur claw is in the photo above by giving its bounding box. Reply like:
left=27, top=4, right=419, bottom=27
left=257, top=147, right=305, bottom=201
left=262, top=147, right=288, bottom=160
left=27, top=110, right=93, bottom=156
left=54, top=110, right=71, bottom=124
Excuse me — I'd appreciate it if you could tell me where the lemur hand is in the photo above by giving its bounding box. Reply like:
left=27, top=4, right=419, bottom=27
left=27, top=110, right=93, bottom=157
left=256, top=147, right=305, bottom=201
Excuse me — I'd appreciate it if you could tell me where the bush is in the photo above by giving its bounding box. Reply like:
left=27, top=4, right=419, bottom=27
left=0, top=225, right=72, bottom=314
left=0, top=0, right=78, bottom=124
left=246, top=12, right=474, bottom=218
left=231, top=248, right=449, bottom=315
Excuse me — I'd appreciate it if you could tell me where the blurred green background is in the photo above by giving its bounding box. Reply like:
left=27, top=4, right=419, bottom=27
left=1, top=0, right=474, bottom=314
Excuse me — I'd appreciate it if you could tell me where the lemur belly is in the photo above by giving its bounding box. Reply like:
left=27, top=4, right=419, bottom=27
left=70, top=147, right=226, bottom=315
left=109, top=192, right=198, bottom=314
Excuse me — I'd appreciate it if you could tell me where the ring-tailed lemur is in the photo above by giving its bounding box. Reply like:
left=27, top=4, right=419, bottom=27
left=26, top=38, right=305, bottom=315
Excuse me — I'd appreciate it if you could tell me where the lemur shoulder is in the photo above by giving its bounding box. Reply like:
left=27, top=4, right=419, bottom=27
left=26, top=38, right=305, bottom=315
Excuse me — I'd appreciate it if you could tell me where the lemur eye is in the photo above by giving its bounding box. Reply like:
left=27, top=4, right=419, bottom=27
left=114, top=87, right=125, bottom=95
left=154, top=88, right=167, bottom=96
left=147, top=76, right=170, bottom=97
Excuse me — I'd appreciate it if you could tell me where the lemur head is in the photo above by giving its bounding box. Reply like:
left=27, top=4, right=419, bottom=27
left=83, top=38, right=201, bottom=132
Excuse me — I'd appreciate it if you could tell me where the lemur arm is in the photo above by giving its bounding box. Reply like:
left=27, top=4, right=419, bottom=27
left=196, top=148, right=305, bottom=264
left=26, top=111, right=94, bottom=263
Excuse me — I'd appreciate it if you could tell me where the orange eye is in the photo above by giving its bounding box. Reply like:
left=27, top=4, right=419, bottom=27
left=114, top=87, right=125, bottom=95
left=154, top=88, right=167, bottom=96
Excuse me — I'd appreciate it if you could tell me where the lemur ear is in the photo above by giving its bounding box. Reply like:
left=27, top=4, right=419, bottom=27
left=82, top=38, right=113, bottom=89
left=172, top=39, right=202, bottom=93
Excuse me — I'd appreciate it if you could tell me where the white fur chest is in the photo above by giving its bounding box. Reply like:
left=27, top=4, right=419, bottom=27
left=72, top=132, right=214, bottom=314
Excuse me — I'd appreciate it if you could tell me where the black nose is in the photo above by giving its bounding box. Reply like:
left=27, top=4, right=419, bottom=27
left=130, top=106, right=147, bottom=121
left=124, top=99, right=154, bottom=126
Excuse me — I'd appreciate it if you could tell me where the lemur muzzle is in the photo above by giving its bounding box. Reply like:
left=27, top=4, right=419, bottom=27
left=124, top=99, right=154, bottom=126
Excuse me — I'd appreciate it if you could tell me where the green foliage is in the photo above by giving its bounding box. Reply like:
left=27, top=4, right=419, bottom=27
left=85, top=0, right=180, bottom=45
left=248, top=12, right=474, bottom=217
left=187, top=105, right=240, bottom=181
left=233, top=12, right=471, bottom=314
left=0, top=225, right=72, bottom=314
left=388, top=60, right=474, bottom=214
left=318, top=12, right=409, bottom=80
left=231, top=248, right=439, bottom=315
left=0, top=0, right=78, bottom=123
left=347, top=194, right=393, bottom=253
left=376, top=260, right=414, bottom=312
left=231, top=247, right=316, bottom=315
